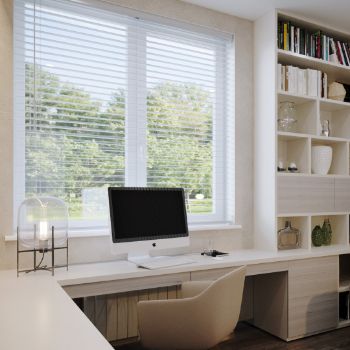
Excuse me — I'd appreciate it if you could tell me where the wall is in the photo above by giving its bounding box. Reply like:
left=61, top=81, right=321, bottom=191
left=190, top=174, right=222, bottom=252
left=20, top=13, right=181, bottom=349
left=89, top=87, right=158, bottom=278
left=0, top=0, right=254, bottom=269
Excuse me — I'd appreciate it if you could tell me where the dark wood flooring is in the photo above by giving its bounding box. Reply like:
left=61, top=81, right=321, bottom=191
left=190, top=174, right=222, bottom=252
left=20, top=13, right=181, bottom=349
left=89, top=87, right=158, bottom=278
left=115, top=322, right=350, bottom=350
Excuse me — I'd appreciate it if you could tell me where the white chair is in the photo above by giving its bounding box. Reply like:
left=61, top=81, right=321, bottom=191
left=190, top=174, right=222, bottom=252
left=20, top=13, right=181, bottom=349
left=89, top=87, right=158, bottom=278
left=137, top=266, right=246, bottom=349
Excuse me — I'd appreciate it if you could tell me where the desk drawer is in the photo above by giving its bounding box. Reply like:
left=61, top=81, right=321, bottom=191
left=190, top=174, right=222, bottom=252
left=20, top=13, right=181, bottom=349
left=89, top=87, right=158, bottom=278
left=63, top=272, right=190, bottom=298
left=190, top=267, right=239, bottom=281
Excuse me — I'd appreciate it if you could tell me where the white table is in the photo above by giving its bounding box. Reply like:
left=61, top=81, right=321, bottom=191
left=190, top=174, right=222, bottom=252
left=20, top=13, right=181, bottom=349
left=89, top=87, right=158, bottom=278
left=2, top=246, right=350, bottom=348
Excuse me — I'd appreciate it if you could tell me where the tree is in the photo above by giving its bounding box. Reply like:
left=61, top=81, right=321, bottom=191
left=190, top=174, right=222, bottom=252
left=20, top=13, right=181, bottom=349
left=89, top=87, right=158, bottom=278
left=25, top=64, right=125, bottom=218
left=147, top=82, right=213, bottom=204
left=25, top=64, right=214, bottom=218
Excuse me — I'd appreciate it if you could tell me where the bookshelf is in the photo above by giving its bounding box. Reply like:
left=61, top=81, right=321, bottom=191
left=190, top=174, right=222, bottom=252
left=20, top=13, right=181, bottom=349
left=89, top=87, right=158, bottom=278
left=254, top=9, right=350, bottom=253
left=254, top=9, right=350, bottom=331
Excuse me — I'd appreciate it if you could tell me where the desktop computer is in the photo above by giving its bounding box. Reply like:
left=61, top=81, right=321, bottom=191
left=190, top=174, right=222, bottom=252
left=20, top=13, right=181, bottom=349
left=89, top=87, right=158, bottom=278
left=108, top=187, right=194, bottom=269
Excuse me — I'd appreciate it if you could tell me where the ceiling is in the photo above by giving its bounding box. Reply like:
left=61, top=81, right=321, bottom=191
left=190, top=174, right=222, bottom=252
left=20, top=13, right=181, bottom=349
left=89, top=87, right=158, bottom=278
left=182, top=0, right=350, bottom=33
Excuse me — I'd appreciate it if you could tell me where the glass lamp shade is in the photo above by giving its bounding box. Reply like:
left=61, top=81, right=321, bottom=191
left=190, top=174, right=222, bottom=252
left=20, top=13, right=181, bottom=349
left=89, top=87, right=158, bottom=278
left=17, top=197, right=68, bottom=250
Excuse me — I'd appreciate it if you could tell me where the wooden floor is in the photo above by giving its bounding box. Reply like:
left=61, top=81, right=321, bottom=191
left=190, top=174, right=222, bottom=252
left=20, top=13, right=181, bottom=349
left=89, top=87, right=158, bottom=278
left=115, top=322, right=350, bottom=349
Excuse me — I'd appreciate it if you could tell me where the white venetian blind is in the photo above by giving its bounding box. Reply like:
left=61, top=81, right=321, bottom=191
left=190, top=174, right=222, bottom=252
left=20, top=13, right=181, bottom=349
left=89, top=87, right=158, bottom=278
left=13, top=0, right=235, bottom=229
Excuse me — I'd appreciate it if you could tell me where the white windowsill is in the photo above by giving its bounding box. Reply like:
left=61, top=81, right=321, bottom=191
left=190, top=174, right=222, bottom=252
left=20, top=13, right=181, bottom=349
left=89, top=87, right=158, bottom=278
left=4, top=223, right=241, bottom=241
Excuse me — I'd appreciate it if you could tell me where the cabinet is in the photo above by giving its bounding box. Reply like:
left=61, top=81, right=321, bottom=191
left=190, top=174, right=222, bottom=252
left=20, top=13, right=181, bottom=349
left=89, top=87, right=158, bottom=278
left=254, top=10, right=350, bottom=253
left=288, top=256, right=338, bottom=339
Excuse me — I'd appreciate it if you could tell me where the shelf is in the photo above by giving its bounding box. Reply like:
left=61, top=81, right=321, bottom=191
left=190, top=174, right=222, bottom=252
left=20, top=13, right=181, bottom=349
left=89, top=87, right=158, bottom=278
left=278, top=91, right=317, bottom=104
left=320, top=98, right=350, bottom=112
left=338, top=319, right=350, bottom=328
left=278, top=49, right=350, bottom=84
left=277, top=96, right=317, bottom=134
left=311, top=135, right=349, bottom=143
left=319, top=104, right=350, bottom=139
left=277, top=212, right=350, bottom=217
left=339, top=278, right=350, bottom=293
left=277, top=216, right=309, bottom=250
left=277, top=131, right=310, bottom=139
left=277, top=172, right=309, bottom=176
left=311, top=215, right=349, bottom=248
left=311, top=139, right=349, bottom=175
left=278, top=135, right=310, bottom=174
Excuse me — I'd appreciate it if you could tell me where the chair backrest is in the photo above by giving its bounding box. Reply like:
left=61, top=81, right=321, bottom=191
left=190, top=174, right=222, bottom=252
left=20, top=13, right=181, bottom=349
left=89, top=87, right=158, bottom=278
left=195, top=266, right=246, bottom=340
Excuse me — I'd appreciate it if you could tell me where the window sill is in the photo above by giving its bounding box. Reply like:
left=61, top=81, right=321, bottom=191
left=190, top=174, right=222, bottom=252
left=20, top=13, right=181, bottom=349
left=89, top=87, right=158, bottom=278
left=4, top=223, right=241, bottom=242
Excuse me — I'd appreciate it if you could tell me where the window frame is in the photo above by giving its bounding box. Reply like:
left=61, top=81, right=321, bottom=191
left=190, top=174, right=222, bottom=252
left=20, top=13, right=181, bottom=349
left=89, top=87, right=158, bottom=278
left=13, top=0, right=235, bottom=234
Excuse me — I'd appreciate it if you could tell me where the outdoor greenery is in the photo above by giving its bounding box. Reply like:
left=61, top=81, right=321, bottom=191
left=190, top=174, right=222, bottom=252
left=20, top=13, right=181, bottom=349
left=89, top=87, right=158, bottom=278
left=25, top=64, right=213, bottom=220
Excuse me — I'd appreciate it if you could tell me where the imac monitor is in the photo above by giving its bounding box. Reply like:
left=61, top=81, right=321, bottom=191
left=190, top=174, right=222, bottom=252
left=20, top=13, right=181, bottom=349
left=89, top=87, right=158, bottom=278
left=108, top=187, right=190, bottom=257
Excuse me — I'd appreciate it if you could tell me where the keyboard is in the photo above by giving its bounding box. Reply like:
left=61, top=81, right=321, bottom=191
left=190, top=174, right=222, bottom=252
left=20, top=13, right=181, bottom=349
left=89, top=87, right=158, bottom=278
left=133, top=256, right=195, bottom=270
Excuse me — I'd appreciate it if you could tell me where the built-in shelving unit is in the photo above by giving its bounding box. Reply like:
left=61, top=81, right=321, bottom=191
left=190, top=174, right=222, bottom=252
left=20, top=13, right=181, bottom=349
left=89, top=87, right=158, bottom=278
left=254, top=10, right=350, bottom=254
left=255, top=13, right=350, bottom=331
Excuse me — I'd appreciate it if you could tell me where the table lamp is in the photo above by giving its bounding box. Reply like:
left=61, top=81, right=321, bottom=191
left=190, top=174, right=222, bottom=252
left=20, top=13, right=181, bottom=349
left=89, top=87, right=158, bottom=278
left=17, top=196, right=69, bottom=276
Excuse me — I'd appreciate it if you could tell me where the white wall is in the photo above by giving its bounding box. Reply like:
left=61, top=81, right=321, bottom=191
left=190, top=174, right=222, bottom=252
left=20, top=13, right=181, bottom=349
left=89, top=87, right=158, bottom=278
left=0, top=0, right=254, bottom=269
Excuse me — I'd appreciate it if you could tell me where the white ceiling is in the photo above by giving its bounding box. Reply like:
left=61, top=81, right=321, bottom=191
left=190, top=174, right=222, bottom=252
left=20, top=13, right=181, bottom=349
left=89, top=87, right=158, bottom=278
left=182, top=0, right=350, bottom=32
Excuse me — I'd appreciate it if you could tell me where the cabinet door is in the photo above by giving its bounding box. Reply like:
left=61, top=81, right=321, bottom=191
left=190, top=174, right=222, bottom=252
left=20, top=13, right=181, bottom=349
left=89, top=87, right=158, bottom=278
left=335, top=178, right=350, bottom=211
left=277, top=176, right=334, bottom=214
left=288, top=256, right=338, bottom=339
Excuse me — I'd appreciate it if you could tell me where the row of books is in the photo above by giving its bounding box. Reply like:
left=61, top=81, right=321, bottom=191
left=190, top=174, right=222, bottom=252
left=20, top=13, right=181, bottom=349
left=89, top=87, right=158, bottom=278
left=278, top=21, right=350, bottom=66
left=277, top=63, right=328, bottom=98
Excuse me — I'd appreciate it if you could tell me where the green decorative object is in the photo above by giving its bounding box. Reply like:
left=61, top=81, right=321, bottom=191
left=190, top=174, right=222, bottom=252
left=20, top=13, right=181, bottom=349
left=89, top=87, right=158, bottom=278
left=322, top=218, right=332, bottom=246
left=312, top=225, right=323, bottom=247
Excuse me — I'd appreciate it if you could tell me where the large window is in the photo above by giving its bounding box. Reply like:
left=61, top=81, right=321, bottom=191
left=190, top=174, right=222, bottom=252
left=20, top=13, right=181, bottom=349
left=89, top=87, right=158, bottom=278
left=14, top=0, right=234, bottom=231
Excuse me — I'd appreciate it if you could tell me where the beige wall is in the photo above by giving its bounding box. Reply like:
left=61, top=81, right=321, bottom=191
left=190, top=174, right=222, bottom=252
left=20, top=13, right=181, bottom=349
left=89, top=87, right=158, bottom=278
left=0, top=0, right=253, bottom=269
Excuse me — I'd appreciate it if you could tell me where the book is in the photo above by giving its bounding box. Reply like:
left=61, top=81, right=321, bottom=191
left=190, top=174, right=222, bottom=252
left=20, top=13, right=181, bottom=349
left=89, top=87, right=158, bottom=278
left=307, top=68, right=318, bottom=97
left=283, top=22, right=288, bottom=50
left=322, top=72, right=328, bottom=99
left=342, top=43, right=350, bottom=66
left=300, top=28, right=305, bottom=55
left=336, top=41, right=344, bottom=64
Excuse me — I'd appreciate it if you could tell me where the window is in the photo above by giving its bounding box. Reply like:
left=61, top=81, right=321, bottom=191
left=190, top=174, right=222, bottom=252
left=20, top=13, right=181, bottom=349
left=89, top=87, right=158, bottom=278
left=14, top=0, right=234, bottom=232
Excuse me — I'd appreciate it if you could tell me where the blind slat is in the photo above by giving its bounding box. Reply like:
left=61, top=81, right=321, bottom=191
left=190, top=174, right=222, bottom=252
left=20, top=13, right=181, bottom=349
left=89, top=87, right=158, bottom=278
left=14, top=0, right=234, bottom=227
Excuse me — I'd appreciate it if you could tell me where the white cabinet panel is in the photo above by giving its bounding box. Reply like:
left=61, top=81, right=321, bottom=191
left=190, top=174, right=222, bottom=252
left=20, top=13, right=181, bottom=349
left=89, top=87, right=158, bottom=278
left=335, top=178, right=350, bottom=212
left=277, top=176, right=334, bottom=214
left=288, top=256, right=338, bottom=339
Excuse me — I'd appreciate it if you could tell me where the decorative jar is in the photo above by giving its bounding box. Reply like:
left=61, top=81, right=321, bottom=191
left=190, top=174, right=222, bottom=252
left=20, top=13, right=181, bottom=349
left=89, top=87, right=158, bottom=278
left=312, top=225, right=323, bottom=247
left=278, top=101, right=297, bottom=132
left=311, top=145, right=332, bottom=175
left=322, top=218, right=332, bottom=246
left=278, top=221, right=301, bottom=250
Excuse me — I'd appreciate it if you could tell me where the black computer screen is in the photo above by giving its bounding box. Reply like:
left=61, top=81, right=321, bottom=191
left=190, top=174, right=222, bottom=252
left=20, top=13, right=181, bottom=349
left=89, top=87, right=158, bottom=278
left=108, top=187, right=189, bottom=243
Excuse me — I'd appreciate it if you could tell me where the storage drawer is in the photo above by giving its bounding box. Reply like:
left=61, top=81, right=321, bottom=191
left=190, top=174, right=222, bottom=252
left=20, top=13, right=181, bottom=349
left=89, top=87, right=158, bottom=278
left=277, top=176, right=334, bottom=214
left=288, top=256, right=338, bottom=339
left=190, top=267, right=239, bottom=281
left=63, top=272, right=190, bottom=298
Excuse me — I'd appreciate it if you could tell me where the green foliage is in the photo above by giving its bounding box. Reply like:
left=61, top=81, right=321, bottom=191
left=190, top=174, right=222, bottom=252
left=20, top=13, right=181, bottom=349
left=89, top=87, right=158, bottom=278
left=25, top=65, right=213, bottom=219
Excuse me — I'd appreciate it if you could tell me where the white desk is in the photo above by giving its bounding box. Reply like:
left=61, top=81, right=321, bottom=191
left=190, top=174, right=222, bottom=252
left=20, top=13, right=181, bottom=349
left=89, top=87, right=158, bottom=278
left=2, top=246, right=350, bottom=348
left=0, top=271, right=113, bottom=350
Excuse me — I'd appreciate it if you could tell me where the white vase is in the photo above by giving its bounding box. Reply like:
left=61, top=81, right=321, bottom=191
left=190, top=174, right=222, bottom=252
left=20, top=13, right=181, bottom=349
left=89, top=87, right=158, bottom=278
left=311, top=146, right=332, bottom=175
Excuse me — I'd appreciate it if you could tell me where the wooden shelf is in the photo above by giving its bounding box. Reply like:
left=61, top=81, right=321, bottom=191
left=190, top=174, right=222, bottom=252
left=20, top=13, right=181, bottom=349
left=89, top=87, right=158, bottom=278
left=278, top=49, right=350, bottom=84
left=338, top=319, right=350, bottom=328
left=277, top=131, right=310, bottom=139
left=278, top=91, right=317, bottom=104
left=320, top=98, right=350, bottom=112
left=339, top=278, right=350, bottom=292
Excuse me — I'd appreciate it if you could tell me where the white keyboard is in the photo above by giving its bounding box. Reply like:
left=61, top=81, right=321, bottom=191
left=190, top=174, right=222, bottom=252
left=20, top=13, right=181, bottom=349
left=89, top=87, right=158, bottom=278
left=133, top=256, right=195, bottom=270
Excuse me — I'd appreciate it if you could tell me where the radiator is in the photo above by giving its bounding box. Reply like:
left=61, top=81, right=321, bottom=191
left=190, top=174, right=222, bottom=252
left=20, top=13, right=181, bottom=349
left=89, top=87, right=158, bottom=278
left=84, top=285, right=180, bottom=342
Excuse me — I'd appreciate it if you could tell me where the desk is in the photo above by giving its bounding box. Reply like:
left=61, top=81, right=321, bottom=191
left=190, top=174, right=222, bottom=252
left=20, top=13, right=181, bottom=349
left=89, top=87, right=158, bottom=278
left=0, top=272, right=113, bottom=350
left=1, top=247, right=349, bottom=348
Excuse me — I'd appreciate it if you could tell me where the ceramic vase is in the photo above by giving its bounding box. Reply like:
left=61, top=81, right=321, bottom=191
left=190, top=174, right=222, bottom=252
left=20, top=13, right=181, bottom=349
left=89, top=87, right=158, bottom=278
left=311, top=145, right=332, bottom=175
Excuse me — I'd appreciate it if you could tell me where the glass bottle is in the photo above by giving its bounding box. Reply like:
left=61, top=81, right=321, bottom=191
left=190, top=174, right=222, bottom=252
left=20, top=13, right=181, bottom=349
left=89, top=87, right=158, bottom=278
left=322, top=218, right=332, bottom=246
left=278, top=221, right=301, bottom=250
left=278, top=102, right=298, bottom=132
left=312, top=225, right=323, bottom=247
